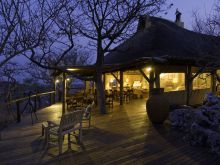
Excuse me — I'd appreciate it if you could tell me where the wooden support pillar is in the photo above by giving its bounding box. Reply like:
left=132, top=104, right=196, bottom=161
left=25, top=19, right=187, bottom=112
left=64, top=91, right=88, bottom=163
left=93, top=81, right=97, bottom=105
left=138, top=68, right=155, bottom=95
left=116, top=72, right=119, bottom=89
left=53, top=78, right=56, bottom=104
left=185, top=66, right=192, bottom=105
left=103, top=74, right=106, bottom=90
left=216, top=72, right=220, bottom=95
left=62, top=73, right=67, bottom=114
left=120, top=71, right=123, bottom=105
left=149, top=70, right=154, bottom=94
left=92, top=81, right=95, bottom=94
left=211, top=71, right=217, bottom=94
left=155, top=70, right=160, bottom=88
left=85, top=80, right=90, bottom=94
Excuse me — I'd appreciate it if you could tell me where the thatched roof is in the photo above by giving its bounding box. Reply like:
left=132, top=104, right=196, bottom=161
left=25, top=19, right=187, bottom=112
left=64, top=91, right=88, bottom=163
left=104, top=16, right=220, bottom=69
left=52, top=65, right=96, bottom=80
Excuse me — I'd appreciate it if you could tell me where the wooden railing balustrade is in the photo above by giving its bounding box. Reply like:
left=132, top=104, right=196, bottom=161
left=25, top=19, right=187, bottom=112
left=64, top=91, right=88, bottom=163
left=4, top=91, right=56, bottom=123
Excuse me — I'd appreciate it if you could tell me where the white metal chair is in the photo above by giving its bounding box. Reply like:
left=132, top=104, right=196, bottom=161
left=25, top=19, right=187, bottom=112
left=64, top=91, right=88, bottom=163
left=46, top=110, right=84, bottom=155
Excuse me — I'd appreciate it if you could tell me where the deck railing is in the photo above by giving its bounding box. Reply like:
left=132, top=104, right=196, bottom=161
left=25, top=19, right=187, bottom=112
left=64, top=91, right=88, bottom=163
left=0, top=91, right=56, bottom=125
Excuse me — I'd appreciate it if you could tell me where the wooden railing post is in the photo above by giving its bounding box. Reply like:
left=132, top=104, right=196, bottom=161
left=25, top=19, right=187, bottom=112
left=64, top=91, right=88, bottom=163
left=16, top=101, right=21, bottom=123
left=7, top=91, right=56, bottom=125
left=54, top=78, right=56, bottom=104
left=38, top=94, right=41, bottom=108
left=53, top=92, right=56, bottom=104
left=53, top=91, right=56, bottom=104
left=50, top=93, right=52, bottom=105
left=34, top=95, right=37, bottom=113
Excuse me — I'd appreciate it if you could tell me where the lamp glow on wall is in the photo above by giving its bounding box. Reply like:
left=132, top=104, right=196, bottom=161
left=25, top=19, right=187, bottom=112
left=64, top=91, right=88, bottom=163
left=67, top=68, right=78, bottom=71
left=55, top=79, right=60, bottom=83
left=146, top=67, right=152, bottom=72
left=125, top=78, right=129, bottom=87
left=160, top=73, right=166, bottom=79
left=172, top=77, right=178, bottom=84
left=109, top=78, right=114, bottom=89
left=133, top=81, right=142, bottom=88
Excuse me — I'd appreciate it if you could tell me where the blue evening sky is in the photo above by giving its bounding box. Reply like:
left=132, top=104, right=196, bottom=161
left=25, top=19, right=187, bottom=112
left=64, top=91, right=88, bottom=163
left=12, top=0, right=218, bottom=82
left=164, top=0, right=217, bottom=29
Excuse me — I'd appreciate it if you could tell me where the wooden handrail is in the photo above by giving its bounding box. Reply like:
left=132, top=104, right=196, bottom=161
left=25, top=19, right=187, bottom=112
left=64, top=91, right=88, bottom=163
left=8, top=91, right=55, bottom=104
left=2, top=91, right=56, bottom=123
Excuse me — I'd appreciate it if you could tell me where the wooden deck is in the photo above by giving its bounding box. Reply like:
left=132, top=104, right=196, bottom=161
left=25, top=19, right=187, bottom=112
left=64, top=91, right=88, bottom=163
left=0, top=99, right=220, bottom=165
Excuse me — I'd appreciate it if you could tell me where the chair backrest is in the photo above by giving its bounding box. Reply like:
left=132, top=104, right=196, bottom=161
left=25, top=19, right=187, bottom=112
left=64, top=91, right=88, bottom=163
left=91, top=101, right=95, bottom=109
left=84, top=101, right=95, bottom=118
left=59, top=110, right=84, bottom=132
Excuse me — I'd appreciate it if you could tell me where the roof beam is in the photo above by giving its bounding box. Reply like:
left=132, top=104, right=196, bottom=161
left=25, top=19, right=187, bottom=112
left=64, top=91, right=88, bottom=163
left=138, top=68, right=150, bottom=83
left=190, top=66, right=206, bottom=81
left=111, top=72, right=120, bottom=83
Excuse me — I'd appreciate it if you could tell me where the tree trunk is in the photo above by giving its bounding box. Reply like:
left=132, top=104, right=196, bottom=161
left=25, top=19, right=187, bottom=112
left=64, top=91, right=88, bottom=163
left=95, top=40, right=107, bottom=114
left=95, top=68, right=106, bottom=114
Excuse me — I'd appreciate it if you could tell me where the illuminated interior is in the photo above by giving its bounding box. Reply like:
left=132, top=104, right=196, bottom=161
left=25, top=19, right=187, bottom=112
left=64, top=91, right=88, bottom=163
left=123, top=73, right=148, bottom=90
left=105, top=74, right=117, bottom=90
left=104, top=69, right=211, bottom=94
left=105, top=71, right=150, bottom=91
left=193, top=73, right=211, bottom=89
left=160, top=73, right=185, bottom=92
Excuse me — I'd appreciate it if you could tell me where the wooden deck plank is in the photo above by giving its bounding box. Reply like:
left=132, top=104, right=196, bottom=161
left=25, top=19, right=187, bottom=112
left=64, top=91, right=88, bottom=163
left=0, top=99, right=220, bottom=165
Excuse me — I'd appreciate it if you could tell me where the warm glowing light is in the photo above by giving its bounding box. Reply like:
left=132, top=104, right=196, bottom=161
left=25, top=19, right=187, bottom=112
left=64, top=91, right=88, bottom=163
left=172, top=78, right=178, bottom=84
left=67, top=68, right=78, bottom=71
left=67, top=78, right=70, bottom=81
left=55, top=79, right=60, bottom=83
left=133, top=81, right=142, bottom=87
left=126, top=78, right=129, bottom=83
left=146, top=67, right=152, bottom=72
left=110, top=78, right=114, bottom=83
left=160, top=73, right=166, bottom=78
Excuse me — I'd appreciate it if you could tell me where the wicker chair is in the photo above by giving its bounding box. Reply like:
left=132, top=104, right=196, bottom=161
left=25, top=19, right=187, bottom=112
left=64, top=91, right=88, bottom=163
left=46, top=110, right=84, bottom=155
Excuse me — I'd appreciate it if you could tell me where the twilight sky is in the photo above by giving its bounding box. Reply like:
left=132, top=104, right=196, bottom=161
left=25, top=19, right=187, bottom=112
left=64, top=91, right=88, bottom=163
left=11, top=0, right=219, bottom=82
left=164, top=0, right=217, bottom=29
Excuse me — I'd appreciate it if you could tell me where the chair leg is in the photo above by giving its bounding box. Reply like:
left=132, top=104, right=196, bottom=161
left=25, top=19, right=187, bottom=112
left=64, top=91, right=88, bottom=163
left=45, top=128, right=48, bottom=143
left=42, top=125, right=44, bottom=136
left=68, top=133, right=71, bottom=144
left=68, top=133, right=71, bottom=148
left=88, top=118, right=91, bottom=128
left=46, top=133, right=50, bottom=149
left=58, top=135, right=62, bottom=155
left=78, top=129, right=82, bottom=144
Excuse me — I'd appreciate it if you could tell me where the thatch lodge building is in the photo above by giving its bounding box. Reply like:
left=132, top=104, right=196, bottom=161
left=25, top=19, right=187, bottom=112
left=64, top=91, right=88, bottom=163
left=102, top=16, right=220, bottom=106
left=56, top=15, right=220, bottom=111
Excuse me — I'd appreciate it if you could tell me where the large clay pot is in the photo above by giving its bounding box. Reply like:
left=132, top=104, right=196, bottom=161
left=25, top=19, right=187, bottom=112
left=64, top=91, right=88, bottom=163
left=146, top=88, right=169, bottom=124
